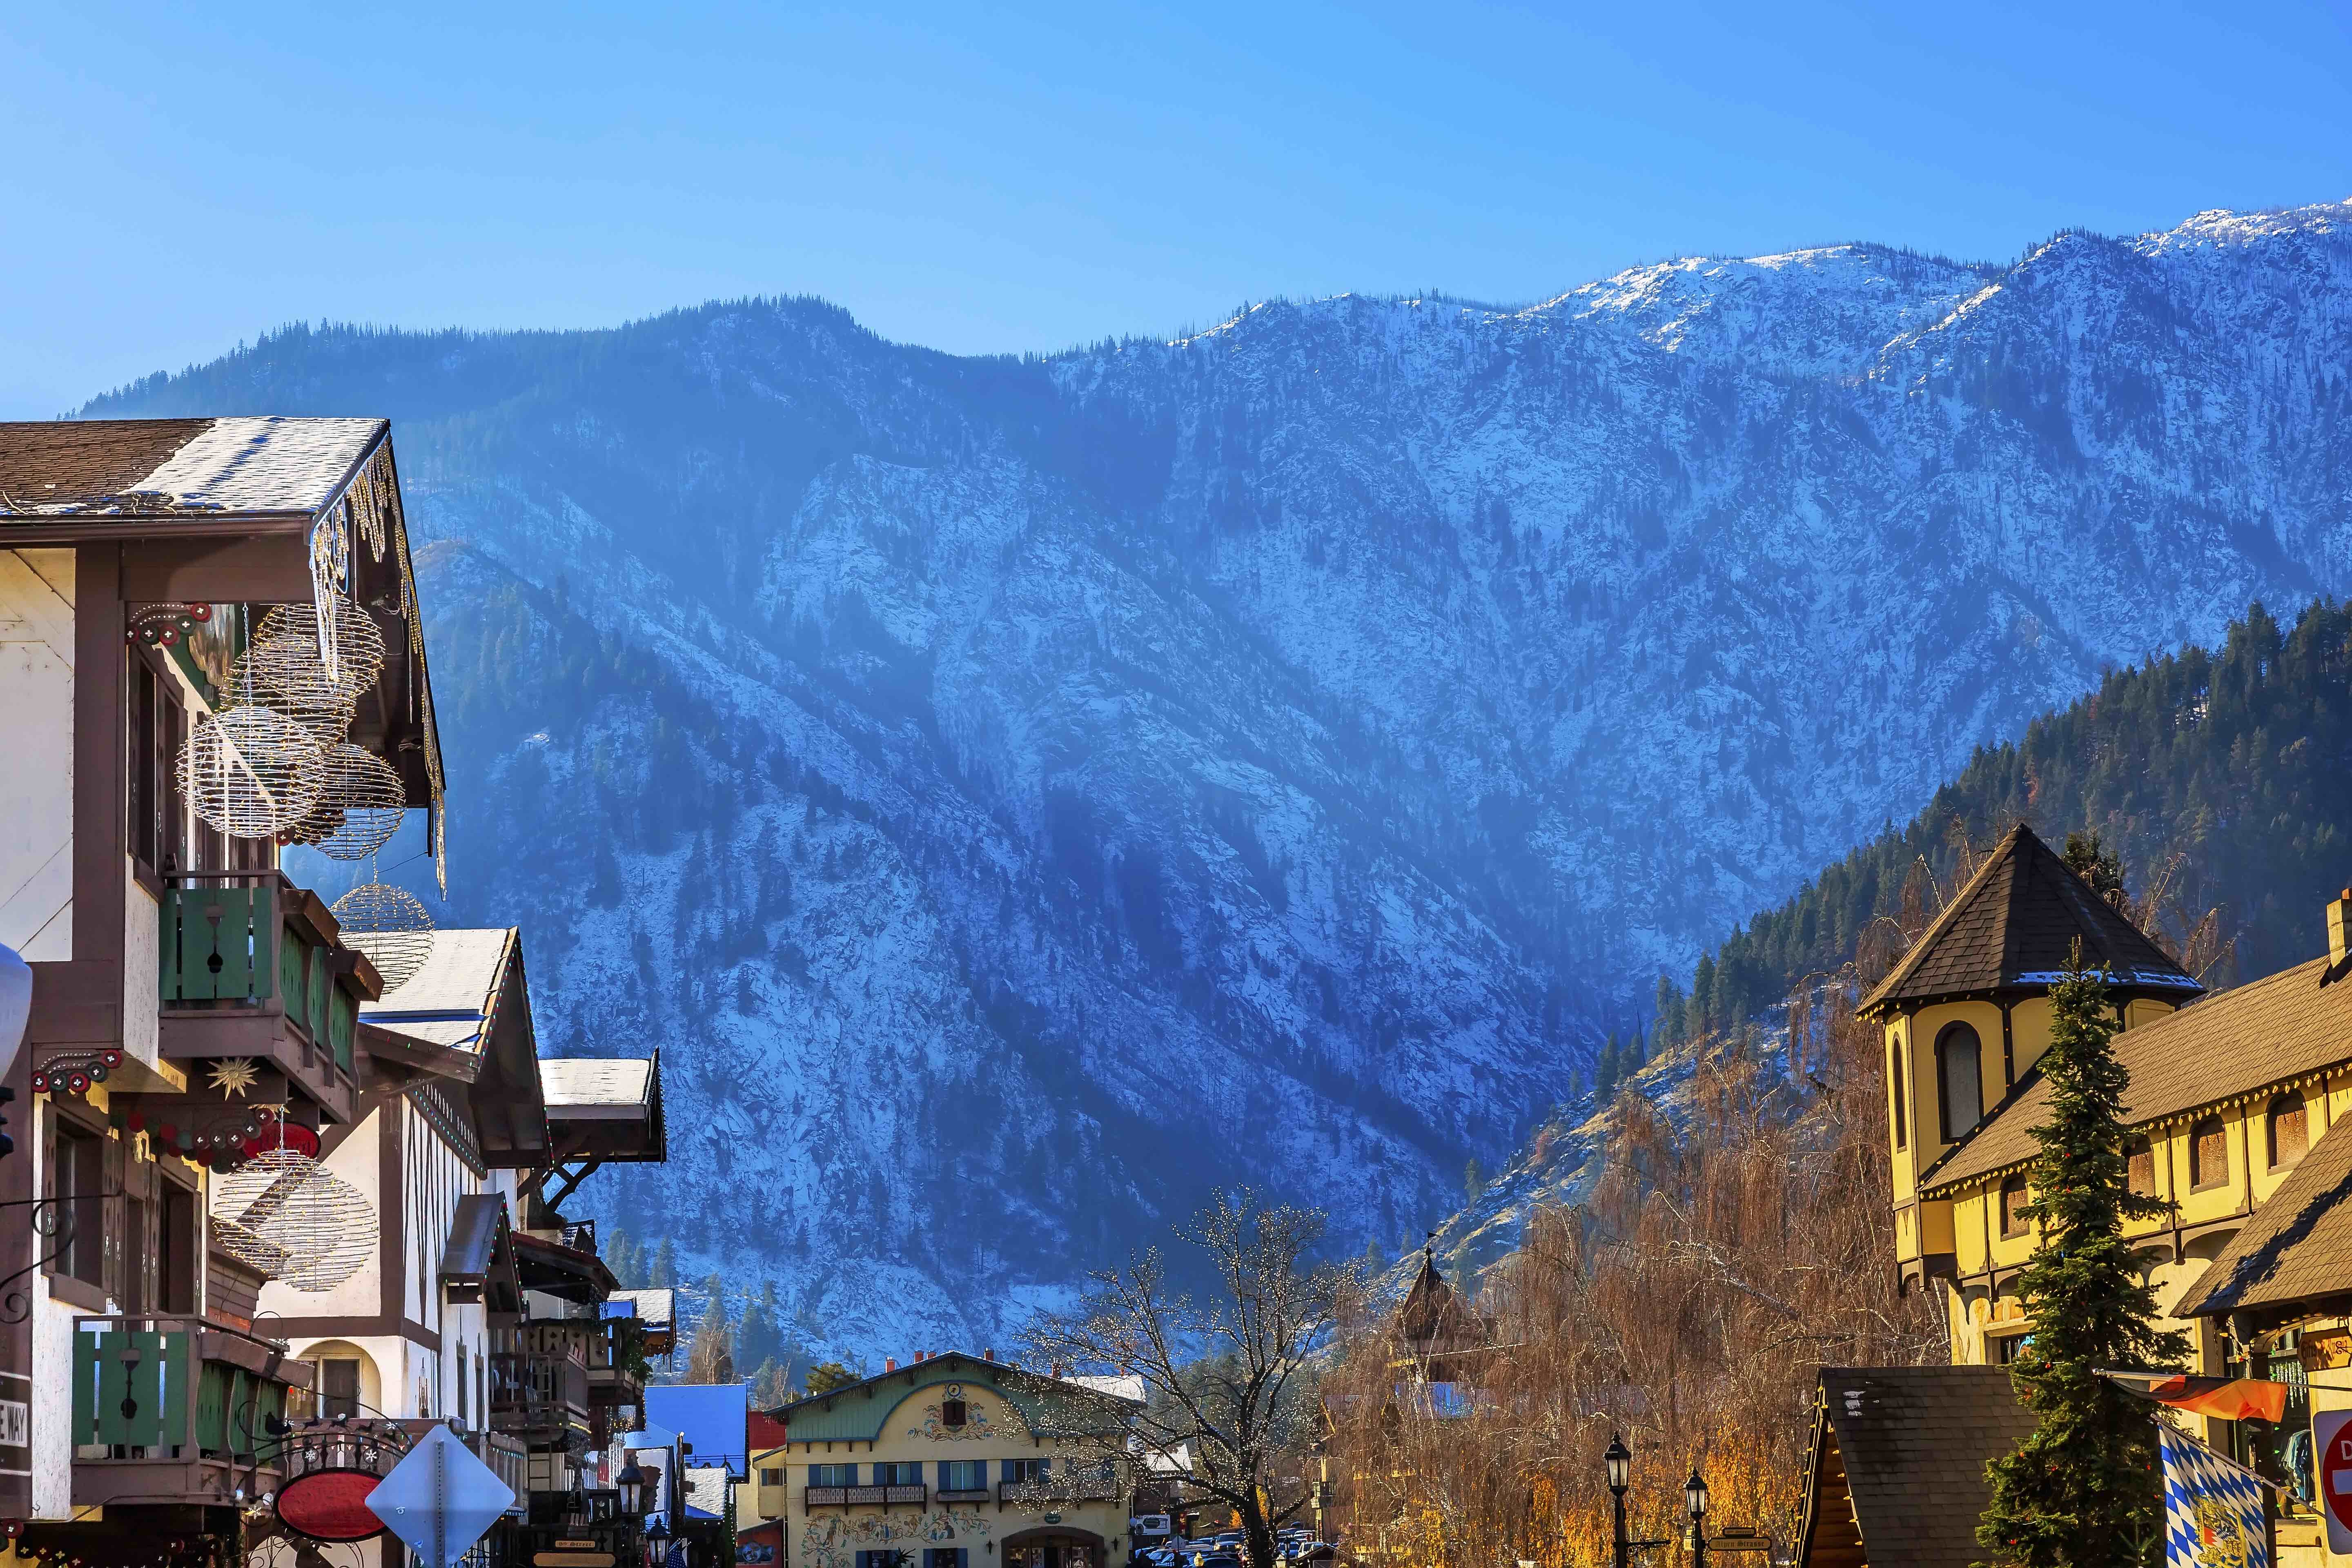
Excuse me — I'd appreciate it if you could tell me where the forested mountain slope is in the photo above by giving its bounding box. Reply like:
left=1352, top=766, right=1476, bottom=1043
left=1415, top=598, right=2352, bottom=1294
left=88, top=200, right=2352, bottom=1357
left=1684, top=599, right=2352, bottom=1033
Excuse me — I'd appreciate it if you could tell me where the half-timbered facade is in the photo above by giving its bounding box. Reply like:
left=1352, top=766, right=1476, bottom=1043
left=0, top=418, right=667, bottom=1568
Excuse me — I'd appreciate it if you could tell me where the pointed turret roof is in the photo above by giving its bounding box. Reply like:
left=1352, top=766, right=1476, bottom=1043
left=1397, top=1248, right=1486, bottom=1354
left=1859, top=824, right=2202, bottom=1016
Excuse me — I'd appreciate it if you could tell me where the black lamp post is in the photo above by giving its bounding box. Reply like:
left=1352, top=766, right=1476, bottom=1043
left=1683, top=1471, right=1709, bottom=1568
left=1599, top=1437, right=1667, bottom=1568
left=645, top=1518, right=672, bottom=1568
left=1604, top=1437, right=1631, bottom=1568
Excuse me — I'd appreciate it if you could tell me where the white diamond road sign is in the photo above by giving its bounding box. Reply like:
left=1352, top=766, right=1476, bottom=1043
left=368, top=1424, right=517, bottom=1568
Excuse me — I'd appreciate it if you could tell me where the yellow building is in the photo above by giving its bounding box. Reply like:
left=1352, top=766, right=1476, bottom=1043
left=1874, top=823, right=2352, bottom=1474
left=1867, top=823, right=2210, bottom=1362
left=744, top=1352, right=1140, bottom=1568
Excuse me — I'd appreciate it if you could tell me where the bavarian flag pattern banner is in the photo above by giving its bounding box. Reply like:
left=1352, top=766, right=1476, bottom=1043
left=2163, top=1422, right=2268, bottom=1568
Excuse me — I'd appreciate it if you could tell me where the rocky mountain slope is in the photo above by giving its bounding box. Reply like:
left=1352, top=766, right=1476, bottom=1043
left=90, top=200, right=2352, bottom=1359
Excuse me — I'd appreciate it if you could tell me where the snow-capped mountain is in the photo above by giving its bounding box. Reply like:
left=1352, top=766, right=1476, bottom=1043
left=89, top=200, right=2352, bottom=1359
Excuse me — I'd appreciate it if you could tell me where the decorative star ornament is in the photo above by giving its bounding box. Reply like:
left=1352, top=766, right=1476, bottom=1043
left=207, top=1057, right=261, bottom=1099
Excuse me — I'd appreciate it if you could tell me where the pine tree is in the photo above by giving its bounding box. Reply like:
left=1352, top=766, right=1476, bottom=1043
left=652, top=1238, right=676, bottom=1288
left=608, top=1227, right=644, bottom=1289
left=804, top=1360, right=858, bottom=1396
left=1595, top=1039, right=1621, bottom=1102
left=1978, top=947, right=2188, bottom=1568
left=2062, top=831, right=2127, bottom=907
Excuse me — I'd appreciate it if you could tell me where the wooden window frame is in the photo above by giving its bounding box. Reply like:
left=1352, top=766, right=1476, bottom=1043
left=1936, top=1022, right=1984, bottom=1145
left=2126, top=1136, right=2156, bottom=1198
left=2267, top=1093, right=2309, bottom=1172
left=45, top=1102, right=110, bottom=1303
left=1889, top=1036, right=1907, bottom=1151
left=2189, top=1117, right=2230, bottom=1193
left=1999, top=1176, right=2031, bottom=1238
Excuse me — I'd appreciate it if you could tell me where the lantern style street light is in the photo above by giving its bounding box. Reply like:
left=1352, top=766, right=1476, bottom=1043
left=616, top=1463, right=647, bottom=1517
left=1684, top=1471, right=1710, bottom=1568
left=644, top=1517, right=673, bottom=1568
left=1598, top=1436, right=1665, bottom=1568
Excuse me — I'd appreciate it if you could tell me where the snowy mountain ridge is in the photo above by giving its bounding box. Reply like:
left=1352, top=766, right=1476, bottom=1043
left=90, top=198, right=2352, bottom=1361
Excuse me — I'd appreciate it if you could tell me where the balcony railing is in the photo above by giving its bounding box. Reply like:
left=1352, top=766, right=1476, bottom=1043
left=158, top=871, right=361, bottom=1075
left=490, top=1350, right=591, bottom=1443
left=70, top=1314, right=311, bottom=1506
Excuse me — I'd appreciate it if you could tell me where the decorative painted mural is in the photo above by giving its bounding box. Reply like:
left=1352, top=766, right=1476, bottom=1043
left=800, top=1510, right=993, bottom=1568
left=906, top=1385, right=1009, bottom=1442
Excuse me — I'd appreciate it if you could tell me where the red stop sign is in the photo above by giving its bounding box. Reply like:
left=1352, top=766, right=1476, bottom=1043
left=2315, top=1410, right=2352, bottom=1550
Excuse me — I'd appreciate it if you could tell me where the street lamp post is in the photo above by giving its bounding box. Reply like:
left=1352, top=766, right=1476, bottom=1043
left=1683, top=1472, right=1709, bottom=1568
left=1604, top=1438, right=1631, bottom=1568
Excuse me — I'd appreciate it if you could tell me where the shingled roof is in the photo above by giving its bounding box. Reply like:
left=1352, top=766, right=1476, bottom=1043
left=0, top=417, right=385, bottom=519
left=1860, top=824, right=2200, bottom=1016
left=1927, top=954, right=2352, bottom=1194
left=2175, top=1111, right=2352, bottom=1319
left=1799, top=1366, right=2035, bottom=1568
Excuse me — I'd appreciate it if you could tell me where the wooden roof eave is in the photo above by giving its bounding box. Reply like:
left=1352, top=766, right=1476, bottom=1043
left=0, top=510, right=319, bottom=544
left=1922, top=1054, right=2352, bottom=1199
left=357, top=1020, right=486, bottom=1084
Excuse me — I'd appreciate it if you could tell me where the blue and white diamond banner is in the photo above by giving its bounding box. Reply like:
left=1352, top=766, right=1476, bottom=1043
left=2162, top=1422, right=2269, bottom=1568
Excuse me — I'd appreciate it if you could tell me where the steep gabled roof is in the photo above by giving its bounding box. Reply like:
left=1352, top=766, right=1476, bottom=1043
left=1927, top=954, right=2352, bottom=1194
left=1798, top=1366, right=2035, bottom=1568
left=1398, top=1252, right=1486, bottom=1352
left=2176, top=1110, right=2352, bottom=1319
left=1860, top=824, right=2200, bottom=1015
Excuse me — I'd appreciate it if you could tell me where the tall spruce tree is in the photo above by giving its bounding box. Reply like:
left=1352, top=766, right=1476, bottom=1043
left=1978, top=947, right=2187, bottom=1568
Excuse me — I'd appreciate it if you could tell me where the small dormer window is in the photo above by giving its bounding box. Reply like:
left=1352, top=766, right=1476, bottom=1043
left=940, top=1397, right=967, bottom=1428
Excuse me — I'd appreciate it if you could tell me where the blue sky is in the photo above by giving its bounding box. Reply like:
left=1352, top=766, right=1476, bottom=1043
left=4, top=0, right=2347, bottom=416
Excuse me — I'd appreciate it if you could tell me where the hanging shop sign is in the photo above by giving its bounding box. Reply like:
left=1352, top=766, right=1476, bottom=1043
left=276, top=1467, right=392, bottom=1542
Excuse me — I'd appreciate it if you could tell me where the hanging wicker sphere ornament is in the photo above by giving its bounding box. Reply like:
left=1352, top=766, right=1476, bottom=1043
left=332, top=882, right=434, bottom=992
left=207, top=1147, right=377, bottom=1292
left=231, top=634, right=362, bottom=744
left=301, top=744, right=407, bottom=860
left=258, top=598, right=387, bottom=687
left=177, top=707, right=327, bottom=839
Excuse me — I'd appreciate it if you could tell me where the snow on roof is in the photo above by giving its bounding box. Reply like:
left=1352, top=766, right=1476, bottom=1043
left=610, top=1288, right=677, bottom=1328
left=541, top=1057, right=654, bottom=1110
left=1067, top=1373, right=1147, bottom=1404
left=0, top=417, right=383, bottom=518
left=359, top=928, right=516, bottom=1051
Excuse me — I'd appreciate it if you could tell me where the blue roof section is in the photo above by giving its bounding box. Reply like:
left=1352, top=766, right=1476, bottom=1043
left=645, top=1384, right=749, bottom=1475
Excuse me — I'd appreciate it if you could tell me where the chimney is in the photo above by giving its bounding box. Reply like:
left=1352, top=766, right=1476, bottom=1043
left=984, top=1349, right=996, bottom=1361
left=886, top=1358, right=898, bottom=1372
left=2333, top=890, right=2352, bottom=967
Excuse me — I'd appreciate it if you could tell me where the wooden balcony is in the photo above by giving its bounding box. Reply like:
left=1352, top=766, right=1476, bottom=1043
left=489, top=1350, right=592, bottom=1448
left=69, top=1314, right=312, bottom=1508
left=154, top=871, right=378, bottom=1124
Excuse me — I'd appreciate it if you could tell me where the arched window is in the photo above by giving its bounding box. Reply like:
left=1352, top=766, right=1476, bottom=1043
left=2268, top=1093, right=2309, bottom=1170
left=1937, top=1023, right=1984, bottom=1144
left=2126, top=1136, right=2156, bottom=1197
left=1999, top=1175, right=2031, bottom=1238
left=2189, top=1116, right=2229, bottom=1192
left=1889, top=1036, right=1908, bottom=1150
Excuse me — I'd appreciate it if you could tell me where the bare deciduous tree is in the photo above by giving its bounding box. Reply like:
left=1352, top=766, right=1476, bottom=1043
left=1021, top=1192, right=1356, bottom=1568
